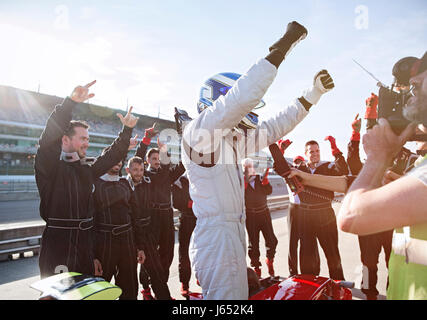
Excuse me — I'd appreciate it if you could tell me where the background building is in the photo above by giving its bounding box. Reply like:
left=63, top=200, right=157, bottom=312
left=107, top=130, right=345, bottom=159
left=0, top=85, right=179, bottom=175
left=0, top=85, right=272, bottom=175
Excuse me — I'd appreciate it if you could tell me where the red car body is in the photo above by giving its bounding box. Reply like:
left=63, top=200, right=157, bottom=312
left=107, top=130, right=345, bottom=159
left=249, top=275, right=353, bottom=300
left=189, top=275, right=353, bottom=300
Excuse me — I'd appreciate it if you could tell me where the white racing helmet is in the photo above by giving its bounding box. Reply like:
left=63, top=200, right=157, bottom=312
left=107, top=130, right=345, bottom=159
left=197, top=72, right=266, bottom=130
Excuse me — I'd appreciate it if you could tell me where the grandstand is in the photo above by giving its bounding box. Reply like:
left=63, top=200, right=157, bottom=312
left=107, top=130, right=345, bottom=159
left=0, top=85, right=272, bottom=176
left=0, top=85, right=179, bottom=175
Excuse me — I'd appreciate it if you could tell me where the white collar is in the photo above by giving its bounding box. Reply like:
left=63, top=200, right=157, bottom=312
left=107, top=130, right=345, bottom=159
left=100, top=173, right=120, bottom=182
left=127, top=174, right=137, bottom=190
left=60, top=151, right=95, bottom=165
left=60, top=151, right=80, bottom=162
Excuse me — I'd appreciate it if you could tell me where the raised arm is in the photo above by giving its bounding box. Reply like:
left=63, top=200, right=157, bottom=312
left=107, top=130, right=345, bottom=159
left=324, top=135, right=350, bottom=176
left=135, top=123, right=158, bottom=160
left=261, top=168, right=273, bottom=195
left=156, top=138, right=186, bottom=183
left=183, top=58, right=278, bottom=155
left=35, top=81, right=96, bottom=187
left=91, top=106, right=139, bottom=178
left=347, top=114, right=363, bottom=175
left=242, top=70, right=335, bottom=157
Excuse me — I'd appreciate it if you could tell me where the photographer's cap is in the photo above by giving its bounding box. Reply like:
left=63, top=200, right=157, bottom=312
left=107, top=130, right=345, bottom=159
left=410, top=51, right=427, bottom=78
left=393, top=56, right=419, bottom=86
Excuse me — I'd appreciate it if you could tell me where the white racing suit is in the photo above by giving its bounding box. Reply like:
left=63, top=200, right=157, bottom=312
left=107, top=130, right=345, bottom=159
left=182, top=58, right=309, bottom=299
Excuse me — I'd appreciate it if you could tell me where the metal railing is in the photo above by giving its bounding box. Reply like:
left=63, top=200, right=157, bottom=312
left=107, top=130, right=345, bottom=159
left=0, top=179, right=38, bottom=193
left=0, top=195, right=289, bottom=262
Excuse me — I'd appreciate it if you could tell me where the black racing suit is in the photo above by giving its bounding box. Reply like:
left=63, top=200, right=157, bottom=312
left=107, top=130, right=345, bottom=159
left=287, top=162, right=320, bottom=277
left=129, top=175, right=172, bottom=300
left=244, top=175, right=278, bottom=269
left=172, top=176, right=196, bottom=287
left=35, top=97, right=132, bottom=279
left=347, top=139, right=394, bottom=299
left=93, top=176, right=139, bottom=300
left=297, top=153, right=348, bottom=280
left=135, top=141, right=185, bottom=281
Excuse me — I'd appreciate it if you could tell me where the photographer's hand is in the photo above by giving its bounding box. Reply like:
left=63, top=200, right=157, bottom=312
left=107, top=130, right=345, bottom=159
left=339, top=119, right=418, bottom=235
left=363, top=118, right=416, bottom=165
left=382, top=170, right=402, bottom=186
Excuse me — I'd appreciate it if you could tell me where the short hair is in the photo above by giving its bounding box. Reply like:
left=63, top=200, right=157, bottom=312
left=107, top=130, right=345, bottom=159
left=147, top=148, right=159, bottom=159
left=65, top=120, right=89, bottom=138
left=305, top=140, right=319, bottom=150
left=127, top=156, right=144, bottom=168
left=241, top=158, right=254, bottom=169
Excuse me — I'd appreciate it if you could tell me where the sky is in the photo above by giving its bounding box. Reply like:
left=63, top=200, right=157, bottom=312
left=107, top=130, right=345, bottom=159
left=0, top=0, right=426, bottom=161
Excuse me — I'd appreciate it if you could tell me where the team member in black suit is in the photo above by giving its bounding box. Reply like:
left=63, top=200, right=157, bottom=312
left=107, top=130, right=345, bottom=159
left=126, top=156, right=173, bottom=300
left=93, top=156, right=144, bottom=300
left=35, top=81, right=138, bottom=278
left=172, top=174, right=197, bottom=298
left=242, top=158, right=278, bottom=278
left=135, top=127, right=185, bottom=282
left=297, top=139, right=348, bottom=280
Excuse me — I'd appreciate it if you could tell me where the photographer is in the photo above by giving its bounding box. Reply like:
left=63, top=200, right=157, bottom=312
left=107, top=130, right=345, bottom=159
left=338, top=51, right=427, bottom=300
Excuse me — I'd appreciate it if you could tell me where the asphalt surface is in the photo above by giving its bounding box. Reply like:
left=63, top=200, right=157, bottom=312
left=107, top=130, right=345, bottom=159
left=0, top=202, right=388, bottom=300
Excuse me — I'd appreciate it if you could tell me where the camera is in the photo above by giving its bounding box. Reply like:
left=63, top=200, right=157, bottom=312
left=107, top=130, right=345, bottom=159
left=377, top=56, right=427, bottom=141
left=377, top=57, right=416, bottom=136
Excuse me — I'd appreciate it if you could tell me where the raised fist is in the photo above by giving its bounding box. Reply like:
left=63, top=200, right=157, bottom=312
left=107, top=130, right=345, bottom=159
left=313, top=70, right=335, bottom=93
left=324, top=135, right=342, bottom=156
left=365, top=93, right=378, bottom=120
left=261, top=167, right=270, bottom=185
left=277, top=139, right=292, bottom=154
left=324, top=135, right=336, bottom=145
left=70, top=80, right=96, bottom=103
left=304, top=70, right=334, bottom=105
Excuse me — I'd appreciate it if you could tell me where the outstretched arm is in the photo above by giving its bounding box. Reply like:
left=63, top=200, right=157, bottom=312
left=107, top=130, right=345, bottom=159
left=288, top=168, right=348, bottom=193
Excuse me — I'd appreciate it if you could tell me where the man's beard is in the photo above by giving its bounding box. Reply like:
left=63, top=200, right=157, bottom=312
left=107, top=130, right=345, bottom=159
left=78, top=148, right=87, bottom=159
left=403, top=91, right=427, bottom=125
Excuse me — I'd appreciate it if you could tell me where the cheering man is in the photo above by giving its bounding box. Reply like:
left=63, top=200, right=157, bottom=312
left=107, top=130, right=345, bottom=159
left=35, top=81, right=139, bottom=278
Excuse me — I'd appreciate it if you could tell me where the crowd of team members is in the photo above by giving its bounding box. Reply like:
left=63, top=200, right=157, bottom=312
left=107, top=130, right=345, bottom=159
left=35, top=77, right=415, bottom=301
left=32, top=17, right=427, bottom=300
